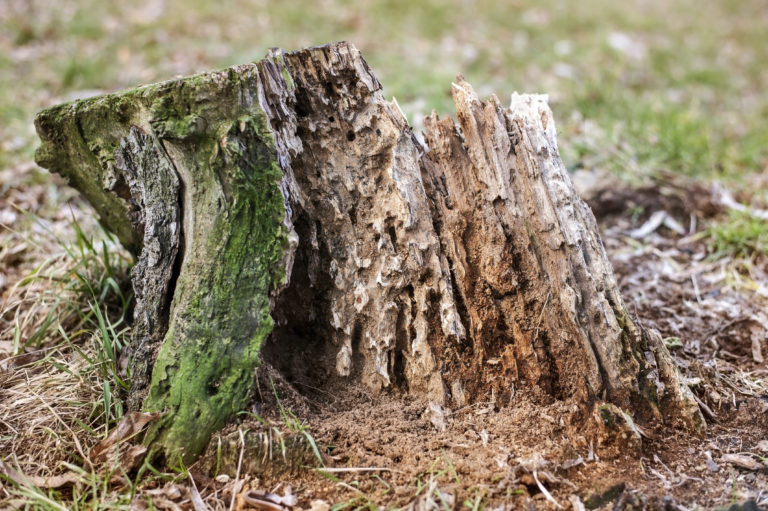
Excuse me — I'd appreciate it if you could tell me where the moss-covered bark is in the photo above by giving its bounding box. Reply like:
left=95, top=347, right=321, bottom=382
left=35, top=66, right=292, bottom=464
left=142, top=115, right=290, bottom=463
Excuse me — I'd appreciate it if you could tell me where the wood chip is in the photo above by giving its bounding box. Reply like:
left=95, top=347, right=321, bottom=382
left=704, top=451, right=720, bottom=472
left=425, top=402, right=447, bottom=432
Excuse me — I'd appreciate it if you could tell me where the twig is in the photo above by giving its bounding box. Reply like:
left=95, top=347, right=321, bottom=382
left=648, top=467, right=670, bottom=488
left=672, top=475, right=704, bottom=488
left=336, top=481, right=367, bottom=496
left=691, top=392, right=717, bottom=422
left=314, top=466, right=400, bottom=474
left=188, top=472, right=210, bottom=511
left=533, top=470, right=562, bottom=509
left=228, top=428, right=246, bottom=511
left=690, top=274, right=702, bottom=306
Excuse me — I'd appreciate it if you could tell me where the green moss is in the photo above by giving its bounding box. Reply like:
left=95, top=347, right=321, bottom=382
left=34, top=65, right=262, bottom=256
left=598, top=404, right=616, bottom=427
left=142, top=113, right=288, bottom=464
left=35, top=65, right=286, bottom=464
left=149, top=95, right=207, bottom=140
left=34, top=99, right=143, bottom=254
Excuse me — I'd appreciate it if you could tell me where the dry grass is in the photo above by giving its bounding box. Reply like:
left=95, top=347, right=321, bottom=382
left=0, top=346, right=102, bottom=475
left=0, top=211, right=134, bottom=507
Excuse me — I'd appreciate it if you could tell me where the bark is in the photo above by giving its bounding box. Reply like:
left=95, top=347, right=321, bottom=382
left=34, top=42, right=702, bottom=465
left=36, top=66, right=293, bottom=462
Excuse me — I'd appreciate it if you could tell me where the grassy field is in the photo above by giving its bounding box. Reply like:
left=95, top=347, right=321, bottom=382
left=1, top=0, right=767, bottom=508
left=2, top=0, right=767, bottom=183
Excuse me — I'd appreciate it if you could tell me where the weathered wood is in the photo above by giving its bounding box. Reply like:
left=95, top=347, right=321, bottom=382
left=36, top=66, right=294, bottom=463
left=258, top=45, right=461, bottom=401
left=34, top=42, right=702, bottom=465
left=420, top=83, right=700, bottom=427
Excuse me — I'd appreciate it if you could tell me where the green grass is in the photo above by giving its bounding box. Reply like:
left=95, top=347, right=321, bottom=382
left=0, top=215, right=138, bottom=509
left=706, top=210, right=768, bottom=260
left=6, top=214, right=129, bottom=380
left=1, top=0, right=767, bottom=191
left=270, top=378, right=325, bottom=466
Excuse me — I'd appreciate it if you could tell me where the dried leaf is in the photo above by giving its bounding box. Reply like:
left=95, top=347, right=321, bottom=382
left=721, top=453, right=765, bottom=471
left=118, top=445, right=149, bottom=472
left=1, top=347, right=45, bottom=369
left=0, top=460, right=28, bottom=487
left=29, top=473, right=80, bottom=488
left=90, top=411, right=162, bottom=461
left=0, top=460, right=80, bottom=489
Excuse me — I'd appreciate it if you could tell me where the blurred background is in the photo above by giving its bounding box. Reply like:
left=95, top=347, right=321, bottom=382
left=3, top=0, right=768, bottom=170
left=1, top=0, right=767, bottom=264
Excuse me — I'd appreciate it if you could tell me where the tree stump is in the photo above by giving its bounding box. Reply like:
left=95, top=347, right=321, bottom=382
left=35, top=42, right=702, bottom=465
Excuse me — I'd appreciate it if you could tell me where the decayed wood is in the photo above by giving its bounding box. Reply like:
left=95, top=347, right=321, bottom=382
left=113, top=126, right=181, bottom=411
left=258, top=45, right=462, bottom=401
left=420, top=83, right=700, bottom=426
left=34, top=42, right=702, bottom=465
left=259, top=44, right=700, bottom=431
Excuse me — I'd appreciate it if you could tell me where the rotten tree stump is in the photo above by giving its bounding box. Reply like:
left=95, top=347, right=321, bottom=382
left=35, top=42, right=702, bottom=464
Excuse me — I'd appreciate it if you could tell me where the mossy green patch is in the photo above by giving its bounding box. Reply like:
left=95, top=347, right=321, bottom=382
left=142, top=114, right=288, bottom=464
left=34, top=66, right=262, bottom=256
left=35, top=64, right=287, bottom=464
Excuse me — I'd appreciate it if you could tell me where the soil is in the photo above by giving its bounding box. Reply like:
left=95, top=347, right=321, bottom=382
left=187, top=380, right=766, bottom=510
left=232, top=392, right=767, bottom=510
